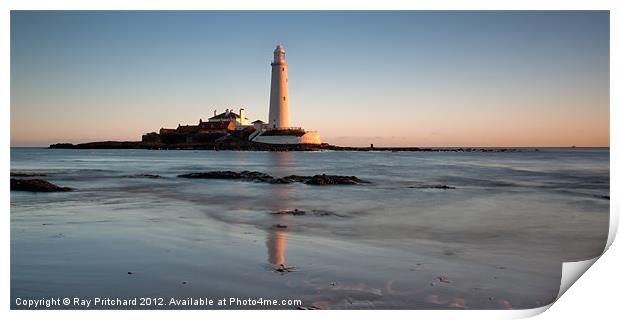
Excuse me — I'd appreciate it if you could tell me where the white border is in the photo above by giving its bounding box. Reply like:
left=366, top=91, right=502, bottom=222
left=3, top=1, right=617, bottom=320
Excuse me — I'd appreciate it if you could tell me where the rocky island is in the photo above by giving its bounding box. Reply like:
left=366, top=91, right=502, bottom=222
left=48, top=140, right=523, bottom=152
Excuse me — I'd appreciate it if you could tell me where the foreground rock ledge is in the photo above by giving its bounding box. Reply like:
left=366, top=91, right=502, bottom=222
left=178, top=171, right=369, bottom=185
left=10, top=179, right=73, bottom=192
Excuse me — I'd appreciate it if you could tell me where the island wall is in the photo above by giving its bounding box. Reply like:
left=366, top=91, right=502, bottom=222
left=253, top=131, right=321, bottom=145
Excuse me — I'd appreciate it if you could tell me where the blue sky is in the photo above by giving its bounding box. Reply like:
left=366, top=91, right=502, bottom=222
left=11, top=11, right=609, bottom=146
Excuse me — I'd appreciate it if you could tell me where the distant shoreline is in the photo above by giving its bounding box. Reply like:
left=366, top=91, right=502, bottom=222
left=46, top=141, right=539, bottom=152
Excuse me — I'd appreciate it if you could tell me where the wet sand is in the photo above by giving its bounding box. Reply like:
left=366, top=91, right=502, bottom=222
left=10, top=148, right=609, bottom=309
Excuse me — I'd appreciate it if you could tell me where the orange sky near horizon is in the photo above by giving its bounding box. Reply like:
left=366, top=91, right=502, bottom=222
left=10, top=11, right=610, bottom=148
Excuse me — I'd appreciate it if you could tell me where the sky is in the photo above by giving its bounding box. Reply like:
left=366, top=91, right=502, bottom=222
left=10, top=11, right=609, bottom=147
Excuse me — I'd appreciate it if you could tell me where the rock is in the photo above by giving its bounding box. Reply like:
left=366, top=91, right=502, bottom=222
left=123, top=174, right=163, bottom=179
left=275, top=264, right=297, bottom=273
left=11, top=172, right=47, bottom=177
left=178, top=171, right=370, bottom=185
left=271, top=209, right=340, bottom=217
left=178, top=170, right=277, bottom=183
left=305, top=174, right=366, bottom=185
left=409, top=184, right=456, bottom=189
left=311, top=209, right=337, bottom=216
left=281, top=174, right=368, bottom=185
left=275, top=224, right=288, bottom=229
left=178, top=171, right=243, bottom=179
left=127, top=272, right=134, bottom=275
left=10, top=179, right=73, bottom=192
left=437, top=276, right=451, bottom=283
left=272, top=209, right=306, bottom=216
left=49, top=140, right=528, bottom=153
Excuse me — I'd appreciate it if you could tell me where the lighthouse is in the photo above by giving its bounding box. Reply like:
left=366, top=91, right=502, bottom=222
left=251, top=44, right=321, bottom=145
left=268, top=44, right=290, bottom=128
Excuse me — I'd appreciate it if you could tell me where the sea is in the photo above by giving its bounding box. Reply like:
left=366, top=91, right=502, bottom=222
left=10, top=147, right=610, bottom=309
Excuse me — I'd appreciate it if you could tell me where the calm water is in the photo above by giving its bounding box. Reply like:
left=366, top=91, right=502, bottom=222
left=10, top=148, right=609, bottom=309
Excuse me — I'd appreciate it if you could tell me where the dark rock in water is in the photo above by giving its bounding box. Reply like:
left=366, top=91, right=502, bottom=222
left=306, top=174, right=366, bottom=185
left=178, top=171, right=369, bottom=185
left=311, top=209, right=334, bottom=216
left=275, top=264, right=297, bottom=273
left=178, top=171, right=244, bottom=179
left=596, top=195, right=610, bottom=200
left=271, top=208, right=341, bottom=217
left=178, top=170, right=276, bottom=183
left=272, top=209, right=307, bottom=216
left=281, top=174, right=367, bottom=185
left=123, top=174, right=163, bottom=179
left=10, top=179, right=73, bottom=192
left=409, top=184, right=456, bottom=190
left=437, top=276, right=451, bottom=283
left=11, top=172, right=47, bottom=177
left=275, top=224, right=288, bottom=229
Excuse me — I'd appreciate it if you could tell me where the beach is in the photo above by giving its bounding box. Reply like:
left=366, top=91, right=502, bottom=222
left=10, top=147, right=609, bottom=309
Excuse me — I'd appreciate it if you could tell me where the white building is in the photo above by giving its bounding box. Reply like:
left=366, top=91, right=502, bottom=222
left=208, top=108, right=250, bottom=130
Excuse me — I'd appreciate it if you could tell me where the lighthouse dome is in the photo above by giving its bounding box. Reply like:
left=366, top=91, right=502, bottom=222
left=274, top=44, right=285, bottom=53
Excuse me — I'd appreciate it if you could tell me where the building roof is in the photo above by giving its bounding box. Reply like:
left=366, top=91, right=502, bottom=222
left=274, top=44, right=285, bottom=53
left=252, top=120, right=265, bottom=124
left=209, top=111, right=240, bottom=120
left=199, top=121, right=233, bottom=130
left=176, top=125, right=199, bottom=133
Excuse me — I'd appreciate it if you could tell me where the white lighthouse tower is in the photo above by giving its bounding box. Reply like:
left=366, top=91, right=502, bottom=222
left=251, top=44, right=321, bottom=145
left=268, top=44, right=290, bottom=128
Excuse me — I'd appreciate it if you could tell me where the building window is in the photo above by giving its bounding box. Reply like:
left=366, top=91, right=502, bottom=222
left=283, top=96, right=286, bottom=101
left=282, top=68, right=285, bottom=71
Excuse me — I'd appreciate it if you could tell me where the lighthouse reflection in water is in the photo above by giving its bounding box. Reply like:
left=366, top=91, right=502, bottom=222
left=265, top=152, right=293, bottom=268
